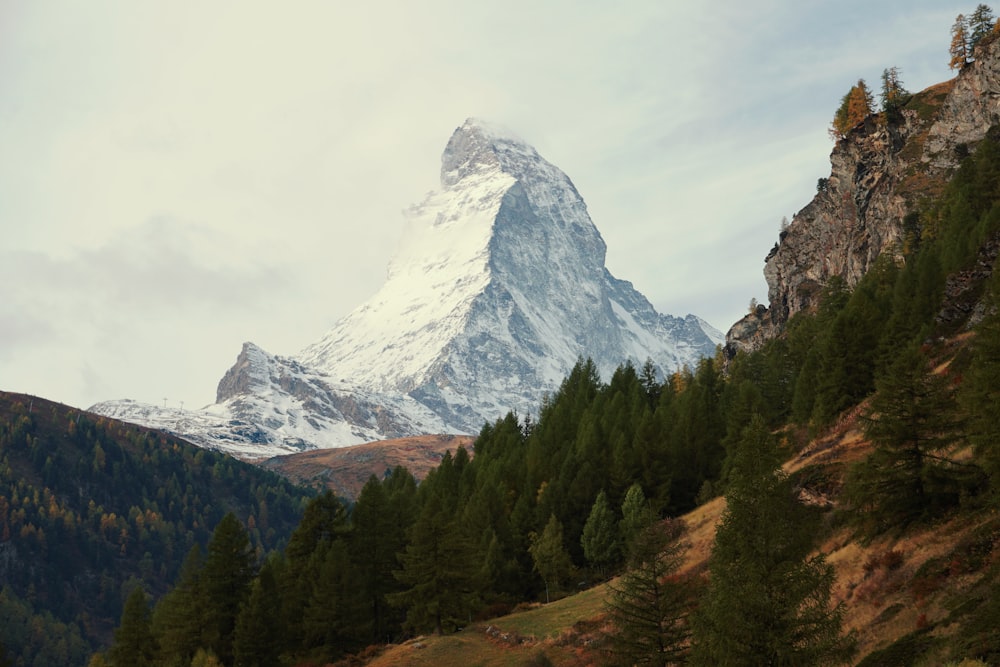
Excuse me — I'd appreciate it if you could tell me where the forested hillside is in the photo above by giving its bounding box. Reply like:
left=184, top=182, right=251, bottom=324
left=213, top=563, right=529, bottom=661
left=92, top=58, right=1000, bottom=665
left=0, top=393, right=314, bottom=666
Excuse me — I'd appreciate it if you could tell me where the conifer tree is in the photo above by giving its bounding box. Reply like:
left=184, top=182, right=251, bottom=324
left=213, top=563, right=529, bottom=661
left=390, top=491, right=481, bottom=634
left=302, top=539, right=364, bottom=658
left=281, top=491, right=351, bottom=647
left=661, top=357, right=726, bottom=511
left=952, top=14, right=972, bottom=69
left=233, top=561, right=283, bottom=667
left=107, top=587, right=157, bottom=667
left=961, top=274, right=1000, bottom=498
left=351, top=474, right=410, bottom=643
left=529, top=514, right=574, bottom=603
left=605, top=519, right=697, bottom=667
left=847, top=342, right=970, bottom=531
left=620, top=482, right=654, bottom=553
left=969, top=4, right=996, bottom=49
left=830, top=79, right=874, bottom=140
left=581, top=490, right=620, bottom=578
left=199, top=513, right=256, bottom=665
left=152, top=545, right=205, bottom=664
left=879, top=66, right=909, bottom=118
left=691, top=416, right=854, bottom=666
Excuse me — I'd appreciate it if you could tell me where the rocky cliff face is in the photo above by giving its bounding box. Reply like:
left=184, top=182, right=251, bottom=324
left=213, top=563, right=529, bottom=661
left=727, top=37, right=1000, bottom=356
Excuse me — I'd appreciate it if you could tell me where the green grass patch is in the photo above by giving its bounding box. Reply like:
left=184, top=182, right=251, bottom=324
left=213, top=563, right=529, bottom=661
left=490, top=582, right=609, bottom=640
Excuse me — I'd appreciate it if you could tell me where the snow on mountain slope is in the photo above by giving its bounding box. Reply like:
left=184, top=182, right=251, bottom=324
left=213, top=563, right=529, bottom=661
left=91, top=119, right=722, bottom=459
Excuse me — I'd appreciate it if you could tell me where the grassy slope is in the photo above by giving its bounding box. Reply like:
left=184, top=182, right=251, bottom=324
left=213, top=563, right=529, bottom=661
left=261, top=434, right=475, bottom=499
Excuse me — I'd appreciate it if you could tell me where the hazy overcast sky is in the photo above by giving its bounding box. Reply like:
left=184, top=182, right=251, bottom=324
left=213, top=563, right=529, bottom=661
left=0, top=1, right=972, bottom=411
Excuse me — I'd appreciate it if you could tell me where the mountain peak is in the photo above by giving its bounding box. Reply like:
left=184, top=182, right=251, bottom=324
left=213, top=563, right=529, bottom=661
left=440, top=118, right=535, bottom=188
left=91, top=120, right=723, bottom=457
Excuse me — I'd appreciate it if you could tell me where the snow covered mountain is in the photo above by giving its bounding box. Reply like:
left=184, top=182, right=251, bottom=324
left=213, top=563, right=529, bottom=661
left=91, top=119, right=722, bottom=459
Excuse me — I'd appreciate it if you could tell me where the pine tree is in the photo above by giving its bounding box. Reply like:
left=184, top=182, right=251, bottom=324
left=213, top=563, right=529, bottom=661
left=847, top=343, right=971, bottom=531
left=604, top=519, right=697, bottom=667
left=152, top=544, right=205, bottom=664
left=529, top=514, right=574, bottom=603
left=389, top=491, right=481, bottom=634
left=969, top=4, right=996, bottom=49
left=107, top=587, right=157, bottom=667
left=281, top=491, right=351, bottom=647
left=233, top=561, right=283, bottom=667
left=952, top=14, right=972, bottom=70
left=581, top=490, right=620, bottom=578
left=302, top=539, right=364, bottom=658
left=962, top=274, right=1000, bottom=498
left=691, top=416, right=854, bottom=666
left=199, top=513, right=256, bottom=665
left=879, top=66, right=909, bottom=118
left=620, top=482, right=654, bottom=553
left=351, top=474, right=409, bottom=643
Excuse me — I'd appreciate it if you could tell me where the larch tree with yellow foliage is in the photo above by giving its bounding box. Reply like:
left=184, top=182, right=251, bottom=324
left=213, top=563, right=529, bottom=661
left=829, top=79, right=874, bottom=140
left=951, top=14, right=971, bottom=69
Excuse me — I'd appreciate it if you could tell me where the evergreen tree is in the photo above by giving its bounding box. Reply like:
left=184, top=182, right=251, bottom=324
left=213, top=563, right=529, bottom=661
left=351, top=474, right=410, bottom=643
left=152, top=545, right=205, bottom=664
left=581, top=490, right=620, bottom=578
left=719, top=379, right=767, bottom=486
left=811, top=264, right=895, bottom=427
left=952, top=14, right=972, bottom=69
left=640, top=358, right=662, bottom=407
left=848, top=343, right=974, bottom=531
left=107, top=587, right=157, bottom=667
left=691, top=416, right=854, bottom=666
left=390, top=491, right=481, bottom=635
left=232, top=560, right=283, bottom=667
left=281, top=491, right=351, bottom=647
left=199, top=513, right=256, bottom=665
left=961, top=274, right=1000, bottom=498
left=529, top=514, right=574, bottom=603
left=620, top=482, right=654, bottom=554
left=662, top=357, right=726, bottom=512
left=284, top=491, right=350, bottom=566
left=969, top=4, right=996, bottom=49
left=302, top=539, right=364, bottom=659
left=879, top=66, right=909, bottom=119
left=605, top=519, right=697, bottom=667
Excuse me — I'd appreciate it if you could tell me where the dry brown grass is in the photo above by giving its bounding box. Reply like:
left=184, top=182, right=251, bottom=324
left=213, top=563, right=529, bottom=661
left=262, top=434, right=475, bottom=499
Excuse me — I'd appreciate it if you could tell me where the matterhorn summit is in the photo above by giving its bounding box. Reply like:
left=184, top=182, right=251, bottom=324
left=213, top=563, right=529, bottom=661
left=91, top=119, right=723, bottom=458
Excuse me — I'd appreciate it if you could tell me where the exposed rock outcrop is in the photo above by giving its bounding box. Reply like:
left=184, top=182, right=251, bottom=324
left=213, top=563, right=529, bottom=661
left=727, top=37, right=1000, bottom=356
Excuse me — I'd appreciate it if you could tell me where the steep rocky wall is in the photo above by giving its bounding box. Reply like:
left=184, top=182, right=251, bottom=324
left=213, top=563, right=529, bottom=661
left=726, top=36, right=1000, bottom=356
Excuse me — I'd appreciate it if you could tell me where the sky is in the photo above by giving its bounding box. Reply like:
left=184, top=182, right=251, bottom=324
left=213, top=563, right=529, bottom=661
left=0, top=0, right=974, bottom=411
